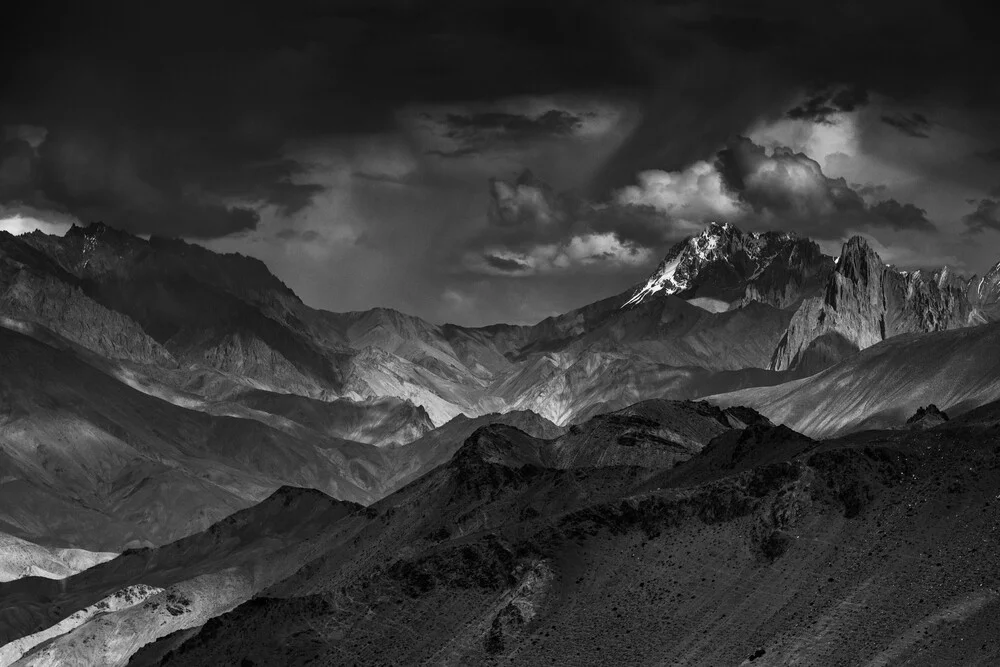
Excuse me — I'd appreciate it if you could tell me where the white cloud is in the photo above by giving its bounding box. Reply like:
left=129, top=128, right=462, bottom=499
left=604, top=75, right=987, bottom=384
left=472, top=232, right=652, bottom=276
left=615, top=160, right=746, bottom=222
left=748, top=113, right=860, bottom=168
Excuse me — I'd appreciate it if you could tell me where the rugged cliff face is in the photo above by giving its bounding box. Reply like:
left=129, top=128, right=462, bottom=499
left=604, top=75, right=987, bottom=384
left=770, top=237, right=886, bottom=372
left=738, top=237, right=834, bottom=310
left=884, top=267, right=985, bottom=337
left=623, top=222, right=833, bottom=310
left=967, top=260, right=1000, bottom=320
left=770, top=236, right=988, bottom=373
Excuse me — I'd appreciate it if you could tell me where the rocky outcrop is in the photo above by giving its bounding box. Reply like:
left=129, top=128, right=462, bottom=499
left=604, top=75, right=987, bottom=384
left=884, top=267, right=984, bottom=337
left=553, top=400, right=771, bottom=470
left=770, top=237, right=989, bottom=373
left=770, top=237, right=886, bottom=371
left=0, top=584, right=162, bottom=666
left=0, top=235, right=176, bottom=366
left=966, top=260, right=1000, bottom=320
left=739, top=236, right=834, bottom=310
left=905, top=404, right=949, bottom=430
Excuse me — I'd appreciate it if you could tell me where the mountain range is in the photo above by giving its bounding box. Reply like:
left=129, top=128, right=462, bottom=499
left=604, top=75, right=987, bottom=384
left=4, top=215, right=1000, bottom=664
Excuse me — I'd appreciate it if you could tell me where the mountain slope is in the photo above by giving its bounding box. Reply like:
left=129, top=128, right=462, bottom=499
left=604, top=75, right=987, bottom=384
left=712, top=321, right=1000, bottom=437
left=145, top=401, right=1000, bottom=666
left=0, top=324, right=383, bottom=551
left=1, top=399, right=757, bottom=665
left=0, top=222, right=826, bottom=429
left=0, top=534, right=115, bottom=584
left=0, top=487, right=360, bottom=666
left=231, top=390, right=434, bottom=446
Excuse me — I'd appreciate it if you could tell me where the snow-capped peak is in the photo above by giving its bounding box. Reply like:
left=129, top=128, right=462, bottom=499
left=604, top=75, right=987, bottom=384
left=623, top=224, right=736, bottom=307
left=622, top=222, right=801, bottom=308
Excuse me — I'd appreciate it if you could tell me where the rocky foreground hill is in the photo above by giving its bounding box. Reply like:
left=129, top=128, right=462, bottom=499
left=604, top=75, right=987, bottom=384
left=0, top=397, right=993, bottom=665
left=147, top=406, right=1000, bottom=666
left=0, top=398, right=767, bottom=665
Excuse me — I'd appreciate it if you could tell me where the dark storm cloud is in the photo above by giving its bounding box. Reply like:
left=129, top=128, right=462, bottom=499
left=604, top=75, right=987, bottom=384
left=0, top=139, right=37, bottom=192
left=0, top=131, right=264, bottom=238
left=593, top=0, right=1000, bottom=196
left=427, top=109, right=588, bottom=159
left=714, top=137, right=937, bottom=237
left=5, top=1, right=998, bottom=233
left=4, top=0, right=998, bottom=324
left=868, top=200, right=936, bottom=232
left=786, top=85, right=870, bottom=123
left=486, top=170, right=567, bottom=232
left=480, top=169, right=682, bottom=253
left=962, top=199, right=1000, bottom=234
left=855, top=183, right=888, bottom=198
left=881, top=112, right=932, bottom=138
left=976, top=148, right=1000, bottom=163
left=484, top=254, right=531, bottom=272
left=443, top=110, right=585, bottom=141
left=275, top=228, right=322, bottom=242
left=469, top=134, right=940, bottom=276
left=1, top=1, right=644, bottom=238
left=425, top=147, right=483, bottom=159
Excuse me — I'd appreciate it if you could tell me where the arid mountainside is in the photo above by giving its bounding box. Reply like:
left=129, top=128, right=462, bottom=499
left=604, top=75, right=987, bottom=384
left=0, top=487, right=361, bottom=667
left=0, top=222, right=856, bottom=431
left=0, top=399, right=754, bottom=666
left=0, top=534, right=115, bottom=584
left=231, top=391, right=435, bottom=447
left=712, top=321, right=1000, bottom=437
left=6, top=218, right=1000, bottom=666
left=0, top=317, right=565, bottom=554
left=128, top=399, right=1000, bottom=666
left=0, top=322, right=385, bottom=550
left=4, top=218, right=1000, bottom=437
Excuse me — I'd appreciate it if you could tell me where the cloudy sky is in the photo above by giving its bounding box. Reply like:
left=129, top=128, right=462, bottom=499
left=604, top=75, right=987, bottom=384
left=2, top=0, right=999, bottom=325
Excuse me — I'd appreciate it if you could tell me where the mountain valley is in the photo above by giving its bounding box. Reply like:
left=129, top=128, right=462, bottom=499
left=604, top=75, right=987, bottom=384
left=3, top=220, right=1000, bottom=665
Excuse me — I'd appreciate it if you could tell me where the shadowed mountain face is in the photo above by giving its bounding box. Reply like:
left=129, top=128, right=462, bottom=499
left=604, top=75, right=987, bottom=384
left=116, top=402, right=1000, bottom=667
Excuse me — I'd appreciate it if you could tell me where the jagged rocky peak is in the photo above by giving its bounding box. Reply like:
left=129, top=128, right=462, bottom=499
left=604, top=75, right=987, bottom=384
left=623, top=222, right=813, bottom=308
left=834, top=236, right=884, bottom=285
left=969, top=259, right=1000, bottom=318
left=23, top=220, right=300, bottom=305
left=904, top=404, right=949, bottom=430
left=66, top=220, right=137, bottom=241
left=907, top=404, right=948, bottom=423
